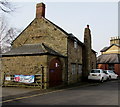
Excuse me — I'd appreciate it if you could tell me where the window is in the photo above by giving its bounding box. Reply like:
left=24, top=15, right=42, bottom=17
left=108, top=64, right=114, bottom=70
left=71, top=63, right=76, bottom=74
left=74, top=41, right=77, bottom=49
left=78, top=64, right=82, bottom=74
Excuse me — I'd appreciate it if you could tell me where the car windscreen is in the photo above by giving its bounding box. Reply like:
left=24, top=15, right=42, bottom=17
left=90, top=70, right=100, bottom=73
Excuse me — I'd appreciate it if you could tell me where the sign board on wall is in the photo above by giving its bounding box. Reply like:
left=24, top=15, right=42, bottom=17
left=14, top=75, right=34, bottom=83
left=5, top=77, right=11, bottom=81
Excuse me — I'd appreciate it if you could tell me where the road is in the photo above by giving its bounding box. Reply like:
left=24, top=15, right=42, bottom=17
left=2, top=80, right=119, bottom=106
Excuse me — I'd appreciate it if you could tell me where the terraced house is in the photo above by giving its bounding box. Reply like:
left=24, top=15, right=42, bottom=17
left=1, top=3, right=96, bottom=89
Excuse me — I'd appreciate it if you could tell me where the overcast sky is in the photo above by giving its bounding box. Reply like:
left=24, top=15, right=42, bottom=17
left=7, top=0, right=118, bottom=56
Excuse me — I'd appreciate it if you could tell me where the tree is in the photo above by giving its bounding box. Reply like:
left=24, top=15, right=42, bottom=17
left=0, top=0, right=20, bottom=53
left=0, top=22, right=21, bottom=53
left=0, top=0, right=15, bottom=13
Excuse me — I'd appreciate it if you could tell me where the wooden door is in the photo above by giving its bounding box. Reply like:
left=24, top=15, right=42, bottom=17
left=49, top=58, right=62, bottom=87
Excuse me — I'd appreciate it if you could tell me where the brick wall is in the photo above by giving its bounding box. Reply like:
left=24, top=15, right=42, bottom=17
left=114, top=64, right=120, bottom=76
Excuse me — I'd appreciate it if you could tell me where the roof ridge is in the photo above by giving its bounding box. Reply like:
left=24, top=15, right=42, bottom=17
left=43, top=17, right=69, bottom=36
left=100, top=44, right=120, bottom=52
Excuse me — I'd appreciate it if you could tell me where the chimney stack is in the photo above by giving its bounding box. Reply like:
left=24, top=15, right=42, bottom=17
left=87, top=25, right=89, bottom=29
left=84, top=25, right=91, bottom=44
left=110, top=36, right=120, bottom=45
left=83, top=25, right=92, bottom=79
left=36, top=3, right=45, bottom=18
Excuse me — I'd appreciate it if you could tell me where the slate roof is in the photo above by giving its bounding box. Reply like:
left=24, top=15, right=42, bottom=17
left=2, top=43, right=65, bottom=57
left=100, top=47, right=109, bottom=52
left=100, top=44, right=120, bottom=52
left=97, top=53, right=120, bottom=64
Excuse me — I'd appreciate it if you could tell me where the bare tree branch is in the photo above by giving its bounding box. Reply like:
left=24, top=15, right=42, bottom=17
left=0, top=0, right=21, bottom=53
left=0, top=0, right=15, bottom=13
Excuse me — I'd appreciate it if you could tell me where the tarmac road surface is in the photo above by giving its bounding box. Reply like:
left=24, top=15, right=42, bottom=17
left=1, top=80, right=119, bottom=106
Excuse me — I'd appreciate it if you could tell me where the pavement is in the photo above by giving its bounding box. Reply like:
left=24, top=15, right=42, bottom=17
left=1, top=81, right=100, bottom=99
left=2, top=87, right=42, bottom=97
left=1, top=80, right=119, bottom=106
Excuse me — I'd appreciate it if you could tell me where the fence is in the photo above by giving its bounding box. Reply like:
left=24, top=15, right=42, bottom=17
left=2, top=73, right=44, bottom=89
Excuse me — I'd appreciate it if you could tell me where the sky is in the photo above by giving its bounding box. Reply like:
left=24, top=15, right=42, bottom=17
left=6, top=0, right=118, bottom=56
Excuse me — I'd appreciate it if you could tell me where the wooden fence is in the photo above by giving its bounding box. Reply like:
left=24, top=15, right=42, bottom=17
left=2, top=73, right=44, bottom=89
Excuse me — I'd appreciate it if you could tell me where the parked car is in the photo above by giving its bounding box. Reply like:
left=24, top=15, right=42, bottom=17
left=104, top=70, right=118, bottom=80
left=88, top=69, right=108, bottom=82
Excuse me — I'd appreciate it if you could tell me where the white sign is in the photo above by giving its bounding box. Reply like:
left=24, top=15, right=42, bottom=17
left=5, top=77, right=11, bottom=81
left=14, top=75, right=34, bottom=84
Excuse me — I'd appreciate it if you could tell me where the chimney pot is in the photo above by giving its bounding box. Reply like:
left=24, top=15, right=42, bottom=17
left=36, top=3, right=45, bottom=18
left=87, top=25, right=89, bottom=29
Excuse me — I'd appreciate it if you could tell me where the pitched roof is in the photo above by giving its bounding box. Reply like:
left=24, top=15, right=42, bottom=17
left=2, top=43, right=65, bottom=57
left=44, top=18, right=97, bottom=54
left=11, top=17, right=96, bottom=54
left=97, top=53, right=120, bottom=64
left=100, top=44, right=120, bottom=52
left=100, top=47, right=109, bottom=52
left=44, top=18, right=69, bottom=36
left=44, top=18, right=84, bottom=46
left=12, top=17, right=84, bottom=48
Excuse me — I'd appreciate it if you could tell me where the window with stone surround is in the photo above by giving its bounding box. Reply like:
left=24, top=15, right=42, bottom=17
left=74, top=40, right=77, bottom=49
left=78, top=64, right=82, bottom=74
left=71, top=63, right=76, bottom=74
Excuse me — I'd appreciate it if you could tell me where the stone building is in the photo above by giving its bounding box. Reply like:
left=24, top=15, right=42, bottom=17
left=97, top=36, right=120, bottom=76
left=1, top=3, right=96, bottom=88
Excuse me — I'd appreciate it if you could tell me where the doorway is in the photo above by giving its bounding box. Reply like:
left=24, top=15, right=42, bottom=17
left=49, top=58, right=62, bottom=87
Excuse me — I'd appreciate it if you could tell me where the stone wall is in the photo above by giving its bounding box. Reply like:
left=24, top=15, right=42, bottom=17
left=12, top=18, right=68, bottom=56
left=1, top=3, right=97, bottom=87
left=91, top=51, right=97, bottom=69
left=2, top=55, right=47, bottom=75
left=1, top=55, right=67, bottom=88
left=67, top=38, right=83, bottom=84
left=83, top=26, right=92, bottom=79
left=1, top=55, right=47, bottom=88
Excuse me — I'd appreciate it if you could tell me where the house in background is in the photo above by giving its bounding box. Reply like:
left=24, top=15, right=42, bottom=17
left=1, top=3, right=96, bottom=88
left=97, top=36, right=120, bottom=76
